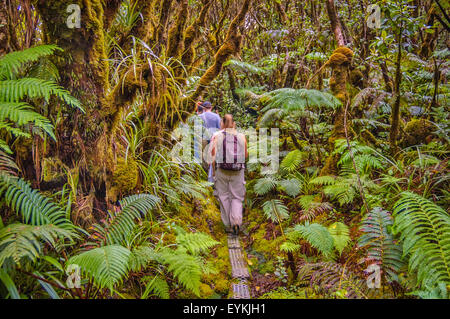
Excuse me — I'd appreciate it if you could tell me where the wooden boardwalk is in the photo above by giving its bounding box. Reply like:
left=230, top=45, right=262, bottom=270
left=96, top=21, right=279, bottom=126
left=227, top=234, right=251, bottom=299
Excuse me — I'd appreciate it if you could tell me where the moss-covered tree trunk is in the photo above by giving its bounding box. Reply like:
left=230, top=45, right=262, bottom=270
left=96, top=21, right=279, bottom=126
left=34, top=0, right=121, bottom=217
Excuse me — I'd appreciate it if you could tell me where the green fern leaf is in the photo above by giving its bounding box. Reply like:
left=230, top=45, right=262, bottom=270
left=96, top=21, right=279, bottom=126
left=68, top=245, right=131, bottom=290
left=0, top=223, right=75, bottom=267
left=0, top=175, right=73, bottom=229
left=393, top=192, right=450, bottom=287
left=328, top=222, right=350, bottom=256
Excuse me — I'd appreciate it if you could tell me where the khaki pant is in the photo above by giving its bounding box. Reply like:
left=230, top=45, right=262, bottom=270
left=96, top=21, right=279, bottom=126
left=214, top=167, right=246, bottom=227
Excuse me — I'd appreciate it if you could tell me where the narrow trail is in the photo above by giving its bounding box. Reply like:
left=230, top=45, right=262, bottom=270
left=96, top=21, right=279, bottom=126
left=227, top=234, right=251, bottom=299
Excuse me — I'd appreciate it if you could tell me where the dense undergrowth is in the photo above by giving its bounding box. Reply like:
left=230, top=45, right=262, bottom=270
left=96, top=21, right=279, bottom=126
left=0, top=0, right=449, bottom=299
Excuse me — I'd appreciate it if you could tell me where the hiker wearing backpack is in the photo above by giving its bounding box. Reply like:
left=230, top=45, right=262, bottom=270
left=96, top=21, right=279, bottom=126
left=210, top=114, right=248, bottom=235
left=199, top=101, right=221, bottom=183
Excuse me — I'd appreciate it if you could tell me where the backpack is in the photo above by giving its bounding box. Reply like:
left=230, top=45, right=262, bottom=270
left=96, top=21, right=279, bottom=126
left=218, top=131, right=244, bottom=171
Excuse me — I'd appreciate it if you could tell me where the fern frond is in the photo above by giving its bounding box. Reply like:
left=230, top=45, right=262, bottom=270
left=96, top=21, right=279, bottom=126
left=0, top=102, right=55, bottom=139
left=328, top=222, right=350, bottom=256
left=142, top=275, right=170, bottom=299
left=175, top=230, right=219, bottom=255
left=129, top=245, right=158, bottom=272
left=0, top=223, right=75, bottom=268
left=103, top=194, right=160, bottom=245
left=253, top=176, right=277, bottom=195
left=280, top=149, right=306, bottom=172
left=298, top=262, right=370, bottom=298
left=0, top=175, right=73, bottom=229
left=0, top=45, right=62, bottom=80
left=262, top=88, right=341, bottom=112
left=278, top=178, right=302, bottom=197
left=287, top=222, right=334, bottom=257
left=309, top=175, right=337, bottom=186
left=0, top=78, right=82, bottom=111
left=68, top=245, right=131, bottom=290
left=224, top=59, right=268, bottom=75
left=393, top=192, right=450, bottom=287
left=159, top=248, right=202, bottom=296
left=262, top=199, right=289, bottom=223
left=358, top=207, right=403, bottom=282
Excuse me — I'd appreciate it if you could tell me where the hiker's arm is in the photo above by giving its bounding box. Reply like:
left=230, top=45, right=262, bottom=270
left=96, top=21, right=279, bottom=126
left=244, top=137, right=249, bottom=159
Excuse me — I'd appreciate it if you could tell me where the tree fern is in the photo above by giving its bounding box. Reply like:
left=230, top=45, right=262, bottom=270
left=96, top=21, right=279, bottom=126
left=328, top=222, right=350, bottom=256
left=0, top=175, right=73, bottom=229
left=262, top=199, right=289, bottom=223
left=68, top=245, right=131, bottom=290
left=358, top=207, right=403, bottom=282
left=224, top=59, right=268, bottom=75
left=0, top=223, right=75, bottom=268
left=392, top=192, right=450, bottom=288
left=261, top=88, right=342, bottom=113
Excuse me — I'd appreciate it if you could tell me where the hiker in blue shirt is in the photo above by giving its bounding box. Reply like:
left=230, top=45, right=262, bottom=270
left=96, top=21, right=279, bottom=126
left=199, top=101, right=221, bottom=183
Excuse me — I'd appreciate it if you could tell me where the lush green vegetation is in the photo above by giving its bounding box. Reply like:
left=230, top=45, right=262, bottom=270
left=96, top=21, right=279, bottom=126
left=0, top=0, right=448, bottom=299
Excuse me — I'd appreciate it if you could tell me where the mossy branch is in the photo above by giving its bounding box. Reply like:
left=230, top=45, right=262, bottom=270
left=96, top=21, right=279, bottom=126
left=180, top=0, right=253, bottom=118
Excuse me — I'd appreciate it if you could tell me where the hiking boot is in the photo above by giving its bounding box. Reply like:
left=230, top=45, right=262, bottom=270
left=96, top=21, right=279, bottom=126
left=232, top=225, right=239, bottom=236
left=224, top=226, right=233, bottom=234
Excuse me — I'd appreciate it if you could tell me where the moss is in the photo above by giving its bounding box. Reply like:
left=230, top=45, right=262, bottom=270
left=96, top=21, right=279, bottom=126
left=199, top=283, right=214, bottom=298
left=350, top=69, right=364, bottom=88
left=402, top=118, right=435, bottom=146
left=112, top=157, right=138, bottom=193
left=214, top=278, right=229, bottom=294
left=326, top=52, right=349, bottom=67
left=333, top=46, right=354, bottom=60
left=167, top=0, right=189, bottom=59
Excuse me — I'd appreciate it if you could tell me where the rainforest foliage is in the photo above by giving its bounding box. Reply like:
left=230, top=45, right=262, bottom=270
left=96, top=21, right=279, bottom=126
left=0, top=0, right=449, bottom=299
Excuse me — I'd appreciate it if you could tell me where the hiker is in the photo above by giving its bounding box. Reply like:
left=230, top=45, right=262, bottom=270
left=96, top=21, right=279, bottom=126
left=210, top=114, right=248, bottom=235
left=199, top=101, right=221, bottom=183
left=193, top=102, right=205, bottom=164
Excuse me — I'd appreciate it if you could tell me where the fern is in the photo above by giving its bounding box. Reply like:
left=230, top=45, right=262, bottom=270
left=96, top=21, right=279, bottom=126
left=159, top=248, right=203, bottom=297
left=0, top=102, right=55, bottom=140
left=99, top=194, right=160, bottom=245
left=277, top=178, right=302, bottom=197
left=392, top=192, right=450, bottom=288
left=298, top=262, right=371, bottom=298
left=68, top=245, right=131, bottom=290
left=328, top=222, right=350, bottom=256
left=280, top=149, right=306, bottom=173
left=128, top=245, right=158, bottom=272
left=286, top=222, right=334, bottom=257
left=175, top=229, right=219, bottom=255
left=224, top=59, right=268, bottom=75
left=253, top=176, right=277, bottom=195
left=358, top=207, right=403, bottom=282
left=0, top=223, right=75, bottom=268
left=0, top=78, right=82, bottom=111
left=0, top=175, right=73, bottom=229
left=297, top=195, right=333, bottom=222
left=0, top=45, right=62, bottom=80
left=142, top=275, right=170, bottom=299
left=262, top=199, right=289, bottom=223
left=261, top=88, right=341, bottom=113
